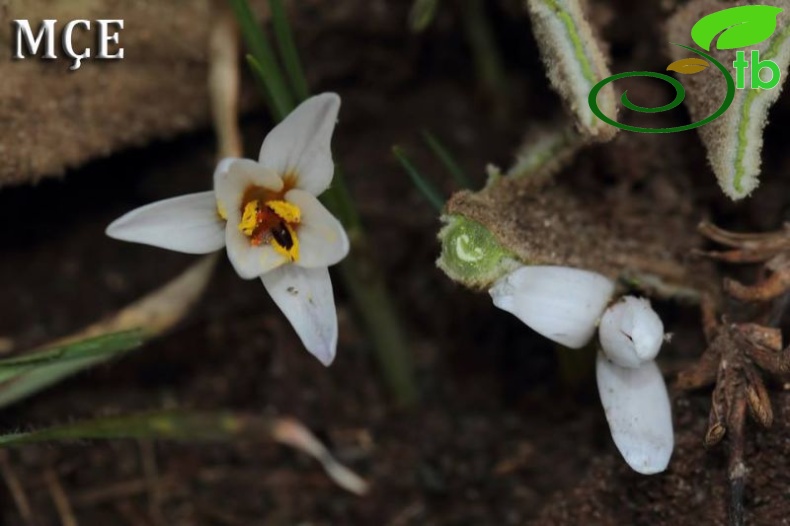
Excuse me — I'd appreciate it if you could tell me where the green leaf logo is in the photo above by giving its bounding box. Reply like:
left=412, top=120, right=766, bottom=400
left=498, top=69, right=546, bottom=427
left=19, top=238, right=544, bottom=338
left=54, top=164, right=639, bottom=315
left=691, top=5, right=783, bottom=51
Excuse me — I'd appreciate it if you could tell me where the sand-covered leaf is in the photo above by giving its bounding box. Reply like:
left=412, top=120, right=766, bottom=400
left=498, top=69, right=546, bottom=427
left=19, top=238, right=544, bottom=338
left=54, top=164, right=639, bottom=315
left=667, top=57, right=710, bottom=74
left=669, top=0, right=790, bottom=199
left=439, top=130, right=716, bottom=300
left=691, top=5, right=782, bottom=51
left=525, top=0, right=618, bottom=141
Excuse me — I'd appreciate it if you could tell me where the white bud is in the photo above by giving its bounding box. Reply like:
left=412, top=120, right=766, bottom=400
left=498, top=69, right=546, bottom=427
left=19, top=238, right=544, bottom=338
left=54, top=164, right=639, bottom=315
left=596, top=353, right=673, bottom=475
left=489, top=266, right=615, bottom=349
left=599, top=296, right=664, bottom=368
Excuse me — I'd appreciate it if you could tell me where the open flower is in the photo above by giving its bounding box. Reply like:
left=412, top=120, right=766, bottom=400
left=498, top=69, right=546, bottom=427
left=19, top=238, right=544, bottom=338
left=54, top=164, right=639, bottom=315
left=106, top=93, right=349, bottom=366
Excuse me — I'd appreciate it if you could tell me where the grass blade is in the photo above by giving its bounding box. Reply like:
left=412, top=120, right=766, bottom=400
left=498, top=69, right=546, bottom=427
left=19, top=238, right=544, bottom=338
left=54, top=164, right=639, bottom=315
left=0, top=331, right=142, bottom=383
left=421, top=130, right=472, bottom=189
left=0, top=332, right=143, bottom=415
left=409, top=0, right=441, bottom=32
left=228, top=0, right=293, bottom=119
left=269, top=0, right=310, bottom=102
left=0, top=411, right=368, bottom=495
left=0, top=256, right=217, bottom=408
left=393, top=146, right=445, bottom=212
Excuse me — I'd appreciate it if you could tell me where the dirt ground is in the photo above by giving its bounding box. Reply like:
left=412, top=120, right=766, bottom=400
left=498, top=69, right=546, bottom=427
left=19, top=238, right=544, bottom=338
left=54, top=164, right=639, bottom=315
left=1, top=1, right=790, bottom=525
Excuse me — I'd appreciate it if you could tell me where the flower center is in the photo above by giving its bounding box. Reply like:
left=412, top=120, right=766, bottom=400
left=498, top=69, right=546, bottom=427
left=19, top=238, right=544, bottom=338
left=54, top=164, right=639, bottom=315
left=238, top=197, right=301, bottom=262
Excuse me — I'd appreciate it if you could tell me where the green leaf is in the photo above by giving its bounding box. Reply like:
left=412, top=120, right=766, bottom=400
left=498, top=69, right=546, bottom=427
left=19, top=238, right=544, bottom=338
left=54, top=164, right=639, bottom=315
left=392, top=146, right=445, bottom=211
left=228, top=0, right=294, bottom=119
left=0, top=331, right=143, bottom=407
left=421, top=130, right=472, bottom=190
left=0, top=331, right=142, bottom=381
left=691, top=5, right=783, bottom=51
left=0, top=411, right=237, bottom=445
left=269, top=0, right=310, bottom=102
left=0, top=256, right=216, bottom=408
left=0, top=411, right=369, bottom=495
left=409, top=0, right=441, bottom=33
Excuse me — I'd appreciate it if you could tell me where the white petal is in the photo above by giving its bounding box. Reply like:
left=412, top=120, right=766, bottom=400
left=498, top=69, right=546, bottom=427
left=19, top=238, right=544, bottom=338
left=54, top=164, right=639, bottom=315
left=599, top=296, right=665, bottom=368
left=287, top=189, right=350, bottom=268
left=262, top=265, right=338, bottom=366
left=259, top=93, right=341, bottom=196
left=213, top=157, right=239, bottom=190
left=214, top=158, right=283, bottom=218
left=596, top=354, right=674, bottom=475
left=224, top=221, right=288, bottom=279
left=489, top=266, right=615, bottom=348
left=106, top=192, right=225, bottom=254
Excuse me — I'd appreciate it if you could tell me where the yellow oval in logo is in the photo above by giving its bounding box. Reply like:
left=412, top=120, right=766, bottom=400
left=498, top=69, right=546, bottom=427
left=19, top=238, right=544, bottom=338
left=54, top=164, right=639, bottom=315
left=666, top=57, right=710, bottom=74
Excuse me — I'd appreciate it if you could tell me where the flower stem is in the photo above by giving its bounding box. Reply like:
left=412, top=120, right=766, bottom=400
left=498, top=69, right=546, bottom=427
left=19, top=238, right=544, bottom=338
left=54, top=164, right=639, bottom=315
left=321, top=170, right=418, bottom=406
left=337, top=246, right=418, bottom=407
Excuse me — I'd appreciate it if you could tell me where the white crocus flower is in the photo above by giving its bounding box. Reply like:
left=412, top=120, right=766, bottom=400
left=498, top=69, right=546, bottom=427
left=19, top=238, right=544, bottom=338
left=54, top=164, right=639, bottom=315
left=596, top=353, right=673, bottom=475
left=489, top=266, right=615, bottom=348
left=106, top=93, right=349, bottom=366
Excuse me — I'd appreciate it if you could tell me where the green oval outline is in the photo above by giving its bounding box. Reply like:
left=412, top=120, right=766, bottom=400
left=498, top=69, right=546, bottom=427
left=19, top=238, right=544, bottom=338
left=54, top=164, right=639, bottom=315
left=621, top=73, right=685, bottom=113
left=588, top=43, right=735, bottom=134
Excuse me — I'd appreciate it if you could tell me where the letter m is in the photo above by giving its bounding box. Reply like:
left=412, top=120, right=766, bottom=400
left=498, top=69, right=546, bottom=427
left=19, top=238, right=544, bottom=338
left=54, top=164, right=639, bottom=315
left=13, top=20, right=57, bottom=59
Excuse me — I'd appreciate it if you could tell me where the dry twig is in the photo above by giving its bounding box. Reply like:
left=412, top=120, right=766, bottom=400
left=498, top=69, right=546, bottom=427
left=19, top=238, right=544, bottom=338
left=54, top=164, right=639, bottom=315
left=44, top=468, right=78, bottom=526
left=679, top=222, right=790, bottom=526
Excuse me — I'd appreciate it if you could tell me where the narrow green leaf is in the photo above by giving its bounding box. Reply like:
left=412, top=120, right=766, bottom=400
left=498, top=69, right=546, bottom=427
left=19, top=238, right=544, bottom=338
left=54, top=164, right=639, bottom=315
left=246, top=54, right=285, bottom=120
left=409, top=0, right=441, bottom=33
left=0, top=332, right=142, bottom=408
left=0, top=411, right=241, bottom=445
left=0, top=331, right=142, bottom=385
left=392, top=146, right=445, bottom=212
left=0, top=411, right=370, bottom=495
left=0, top=256, right=216, bottom=409
left=421, top=130, right=472, bottom=189
left=0, top=331, right=142, bottom=372
left=269, top=0, right=310, bottom=102
left=229, top=0, right=294, bottom=118
left=691, top=5, right=782, bottom=51
left=461, top=0, right=509, bottom=119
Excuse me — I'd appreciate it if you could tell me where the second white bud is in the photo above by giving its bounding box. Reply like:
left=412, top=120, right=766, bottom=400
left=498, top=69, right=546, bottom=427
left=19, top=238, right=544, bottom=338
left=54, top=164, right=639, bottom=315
left=599, top=296, right=664, bottom=368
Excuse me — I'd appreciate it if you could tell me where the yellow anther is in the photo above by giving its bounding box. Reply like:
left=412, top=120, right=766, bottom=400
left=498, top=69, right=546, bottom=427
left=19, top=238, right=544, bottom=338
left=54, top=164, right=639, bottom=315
left=266, top=200, right=301, bottom=223
left=271, top=223, right=300, bottom=262
left=239, top=200, right=260, bottom=236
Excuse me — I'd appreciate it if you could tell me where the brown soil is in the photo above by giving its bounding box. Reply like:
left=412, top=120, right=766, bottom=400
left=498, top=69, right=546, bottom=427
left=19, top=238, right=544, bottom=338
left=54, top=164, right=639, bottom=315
left=0, top=1, right=789, bottom=525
